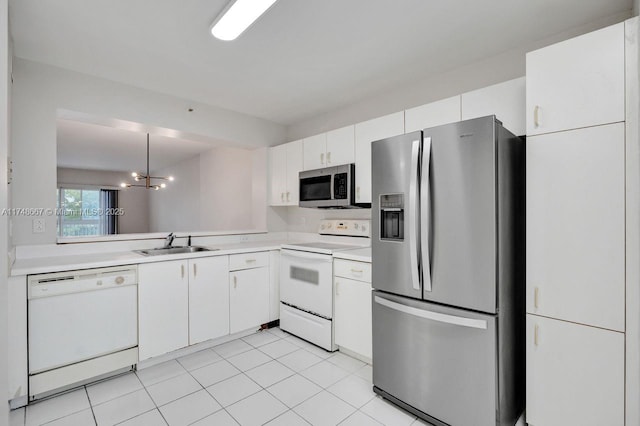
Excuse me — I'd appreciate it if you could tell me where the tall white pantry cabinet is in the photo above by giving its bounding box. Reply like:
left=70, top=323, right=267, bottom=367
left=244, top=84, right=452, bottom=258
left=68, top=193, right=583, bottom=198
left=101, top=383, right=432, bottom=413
left=525, top=18, right=639, bottom=426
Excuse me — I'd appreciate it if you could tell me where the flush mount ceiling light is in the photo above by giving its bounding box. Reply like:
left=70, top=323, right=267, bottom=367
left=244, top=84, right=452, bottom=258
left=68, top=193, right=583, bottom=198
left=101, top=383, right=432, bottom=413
left=120, top=133, right=174, bottom=190
left=211, top=0, right=278, bottom=41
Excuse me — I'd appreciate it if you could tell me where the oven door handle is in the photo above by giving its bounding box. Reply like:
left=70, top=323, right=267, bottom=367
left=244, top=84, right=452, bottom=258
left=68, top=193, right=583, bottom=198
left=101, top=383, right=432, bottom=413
left=280, top=249, right=333, bottom=263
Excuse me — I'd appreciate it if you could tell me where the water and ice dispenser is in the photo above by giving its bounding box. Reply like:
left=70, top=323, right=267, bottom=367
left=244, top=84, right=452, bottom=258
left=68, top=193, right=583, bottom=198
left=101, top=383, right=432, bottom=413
left=379, top=193, right=404, bottom=241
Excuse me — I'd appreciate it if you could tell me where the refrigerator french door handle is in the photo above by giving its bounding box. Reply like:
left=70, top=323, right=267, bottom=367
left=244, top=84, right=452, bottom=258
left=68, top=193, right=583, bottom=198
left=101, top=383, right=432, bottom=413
left=409, top=139, right=421, bottom=291
left=421, top=136, right=432, bottom=292
left=374, top=296, right=488, bottom=330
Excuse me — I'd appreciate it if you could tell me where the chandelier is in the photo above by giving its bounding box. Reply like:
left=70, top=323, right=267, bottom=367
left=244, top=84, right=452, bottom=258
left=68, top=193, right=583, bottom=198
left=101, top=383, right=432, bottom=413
left=120, top=133, right=174, bottom=190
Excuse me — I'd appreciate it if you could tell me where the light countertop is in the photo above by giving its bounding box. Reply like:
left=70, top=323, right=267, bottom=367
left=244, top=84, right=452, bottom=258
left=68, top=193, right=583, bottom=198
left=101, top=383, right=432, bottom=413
left=333, top=247, right=372, bottom=263
left=11, top=240, right=289, bottom=276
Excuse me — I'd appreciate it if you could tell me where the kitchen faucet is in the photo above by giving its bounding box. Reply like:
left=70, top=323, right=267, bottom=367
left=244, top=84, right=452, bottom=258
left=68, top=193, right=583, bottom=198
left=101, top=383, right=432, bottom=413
left=163, top=232, right=175, bottom=248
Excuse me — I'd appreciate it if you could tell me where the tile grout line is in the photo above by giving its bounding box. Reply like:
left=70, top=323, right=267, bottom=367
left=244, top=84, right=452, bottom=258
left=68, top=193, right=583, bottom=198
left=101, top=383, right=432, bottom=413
left=83, top=386, right=98, bottom=426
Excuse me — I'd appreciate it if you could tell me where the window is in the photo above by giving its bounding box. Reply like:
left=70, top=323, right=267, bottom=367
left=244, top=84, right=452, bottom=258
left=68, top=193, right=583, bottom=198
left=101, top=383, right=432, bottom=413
left=57, top=188, right=119, bottom=237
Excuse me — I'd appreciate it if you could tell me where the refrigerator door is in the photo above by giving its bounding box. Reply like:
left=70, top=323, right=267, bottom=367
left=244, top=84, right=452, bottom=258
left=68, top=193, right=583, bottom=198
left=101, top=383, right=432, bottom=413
left=372, top=291, right=497, bottom=426
left=372, top=131, right=422, bottom=299
left=423, top=116, right=498, bottom=313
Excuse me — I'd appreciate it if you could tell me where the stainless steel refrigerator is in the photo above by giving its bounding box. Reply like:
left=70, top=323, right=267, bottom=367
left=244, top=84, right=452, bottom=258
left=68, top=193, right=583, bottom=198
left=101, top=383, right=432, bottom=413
left=371, top=116, right=525, bottom=426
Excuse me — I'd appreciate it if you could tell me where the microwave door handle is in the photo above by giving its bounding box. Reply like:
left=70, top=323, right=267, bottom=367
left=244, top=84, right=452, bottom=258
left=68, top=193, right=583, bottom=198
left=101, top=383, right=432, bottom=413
left=409, top=139, right=421, bottom=291
left=421, top=136, right=432, bottom=292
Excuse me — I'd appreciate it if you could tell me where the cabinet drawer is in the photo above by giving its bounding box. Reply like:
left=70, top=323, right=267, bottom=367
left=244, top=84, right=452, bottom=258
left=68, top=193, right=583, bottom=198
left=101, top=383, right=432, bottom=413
left=334, top=259, right=371, bottom=282
left=229, top=252, right=269, bottom=271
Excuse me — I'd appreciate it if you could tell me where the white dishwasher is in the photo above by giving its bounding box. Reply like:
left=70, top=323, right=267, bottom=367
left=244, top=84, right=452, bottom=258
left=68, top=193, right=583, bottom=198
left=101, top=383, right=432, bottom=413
left=28, top=266, right=139, bottom=399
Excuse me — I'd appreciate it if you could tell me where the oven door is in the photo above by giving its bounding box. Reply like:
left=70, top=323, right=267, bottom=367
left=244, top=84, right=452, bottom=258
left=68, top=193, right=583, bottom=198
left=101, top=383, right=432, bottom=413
left=280, top=249, right=334, bottom=318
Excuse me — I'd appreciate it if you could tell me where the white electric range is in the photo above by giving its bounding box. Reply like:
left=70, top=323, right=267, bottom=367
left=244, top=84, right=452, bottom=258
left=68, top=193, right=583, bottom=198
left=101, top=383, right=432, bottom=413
left=279, top=219, right=370, bottom=351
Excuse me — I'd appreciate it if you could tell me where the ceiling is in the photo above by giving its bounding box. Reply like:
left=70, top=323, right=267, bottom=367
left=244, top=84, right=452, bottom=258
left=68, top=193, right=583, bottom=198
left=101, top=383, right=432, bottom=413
left=10, top=0, right=633, bottom=125
left=57, top=119, right=217, bottom=173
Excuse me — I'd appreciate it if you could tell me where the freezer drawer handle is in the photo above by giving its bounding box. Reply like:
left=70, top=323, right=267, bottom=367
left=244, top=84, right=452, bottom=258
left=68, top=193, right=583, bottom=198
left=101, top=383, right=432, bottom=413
left=374, top=296, right=487, bottom=330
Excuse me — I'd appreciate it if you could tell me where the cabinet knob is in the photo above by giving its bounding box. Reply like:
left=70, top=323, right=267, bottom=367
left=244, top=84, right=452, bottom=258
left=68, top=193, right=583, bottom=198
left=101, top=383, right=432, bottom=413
left=181, top=264, right=185, bottom=279
left=233, top=275, right=237, bottom=288
left=193, top=263, right=197, bottom=277
left=286, top=191, right=290, bottom=202
left=115, top=276, right=124, bottom=285
left=356, top=186, right=360, bottom=200
left=336, top=281, right=340, bottom=296
left=534, top=287, right=539, bottom=309
left=327, top=152, right=331, bottom=164
left=321, top=153, right=325, bottom=165
left=281, top=192, right=285, bottom=202
left=534, top=324, right=540, bottom=346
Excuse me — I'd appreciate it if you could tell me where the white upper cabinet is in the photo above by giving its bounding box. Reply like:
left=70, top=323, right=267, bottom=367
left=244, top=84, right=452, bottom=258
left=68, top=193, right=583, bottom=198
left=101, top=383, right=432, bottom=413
left=285, top=140, right=303, bottom=205
left=303, top=133, right=327, bottom=170
left=526, top=123, right=625, bottom=331
left=269, top=144, right=287, bottom=206
left=526, top=22, right=625, bottom=136
left=354, top=112, right=404, bottom=203
left=526, top=315, right=624, bottom=426
left=326, top=125, right=355, bottom=166
left=303, top=126, right=355, bottom=170
left=405, top=95, right=461, bottom=133
left=462, top=78, right=526, bottom=136
left=269, top=140, right=303, bottom=206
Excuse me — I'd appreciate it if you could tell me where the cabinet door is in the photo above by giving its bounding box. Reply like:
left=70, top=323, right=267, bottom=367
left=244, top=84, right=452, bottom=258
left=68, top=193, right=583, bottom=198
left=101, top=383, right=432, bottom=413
left=285, top=140, right=303, bottom=206
left=229, top=267, right=269, bottom=334
left=354, top=112, right=404, bottom=203
left=269, top=145, right=287, bottom=206
left=405, top=95, right=461, bottom=133
left=526, top=22, right=624, bottom=136
left=526, top=315, right=624, bottom=426
left=303, top=133, right=327, bottom=171
left=189, top=256, right=229, bottom=345
left=526, top=124, right=624, bottom=331
left=462, top=78, right=525, bottom=136
left=326, top=125, right=355, bottom=166
left=334, top=277, right=372, bottom=360
left=139, top=260, right=189, bottom=361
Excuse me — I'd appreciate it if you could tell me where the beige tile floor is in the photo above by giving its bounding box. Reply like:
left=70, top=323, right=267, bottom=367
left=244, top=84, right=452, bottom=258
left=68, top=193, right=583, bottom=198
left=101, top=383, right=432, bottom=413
left=10, top=328, right=431, bottom=426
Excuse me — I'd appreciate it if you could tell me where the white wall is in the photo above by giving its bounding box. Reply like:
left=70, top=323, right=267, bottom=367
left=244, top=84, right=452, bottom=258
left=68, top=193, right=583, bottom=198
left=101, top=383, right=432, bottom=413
left=147, top=146, right=258, bottom=233
left=57, top=167, right=150, bottom=234
left=200, top=147, right=254, bottom=231
left=10, top=58, right=287, bottom=245
left=1, top=0, right=10, bottom=421
left=287, top=12, right=631, bottom=140
left=147, top=155, right=200, bottom=233
left=635, top=0, right=639, bottom=16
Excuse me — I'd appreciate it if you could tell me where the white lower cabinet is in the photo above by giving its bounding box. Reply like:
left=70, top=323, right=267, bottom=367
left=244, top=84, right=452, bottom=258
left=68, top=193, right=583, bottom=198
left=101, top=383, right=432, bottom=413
left=526, top=315, right=624, bottom=426
left=188, top=256, right=230, bottom=345
left=229, top=253, right=270, bottom=334
left=333, top=259, right=372, bottom=360
left=138, top=260, right=189, bottom=361
left=269, top=250, right=280, bottom=322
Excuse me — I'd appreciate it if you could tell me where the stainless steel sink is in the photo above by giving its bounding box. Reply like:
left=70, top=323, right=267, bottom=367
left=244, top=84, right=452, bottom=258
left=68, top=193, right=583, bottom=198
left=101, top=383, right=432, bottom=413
left=134, top=246, right=217, bottom=256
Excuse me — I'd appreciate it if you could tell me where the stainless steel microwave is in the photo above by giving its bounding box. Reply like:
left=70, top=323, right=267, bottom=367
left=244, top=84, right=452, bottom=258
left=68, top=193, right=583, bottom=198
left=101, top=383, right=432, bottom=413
left=299, top=164, right=368, bottom=208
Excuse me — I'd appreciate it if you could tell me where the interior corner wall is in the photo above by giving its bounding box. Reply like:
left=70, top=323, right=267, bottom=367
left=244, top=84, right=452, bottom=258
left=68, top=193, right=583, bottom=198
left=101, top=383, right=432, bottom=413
left=635, top=0, right=639, bottom=16
left=147, top=155, right=201, bottom=233
left=199, top=147, right=254, bottom=232
left=10, top=58, right=286, bottom=246
left=1, top=0, right=10, bottom=421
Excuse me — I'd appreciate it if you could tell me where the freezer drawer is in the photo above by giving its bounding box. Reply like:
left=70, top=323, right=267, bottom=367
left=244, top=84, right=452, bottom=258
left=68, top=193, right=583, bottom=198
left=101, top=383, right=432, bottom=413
left=372, top=291, right=497, bottom=426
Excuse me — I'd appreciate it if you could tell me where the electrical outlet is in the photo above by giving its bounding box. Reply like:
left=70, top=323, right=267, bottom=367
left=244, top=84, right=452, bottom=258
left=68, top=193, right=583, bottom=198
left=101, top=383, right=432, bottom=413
left=32, top=219, right=45, bottom=234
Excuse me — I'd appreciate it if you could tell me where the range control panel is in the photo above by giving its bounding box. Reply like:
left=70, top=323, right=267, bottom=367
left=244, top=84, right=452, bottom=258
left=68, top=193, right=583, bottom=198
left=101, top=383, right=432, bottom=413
left=318, top=219, right=371, bottom=238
